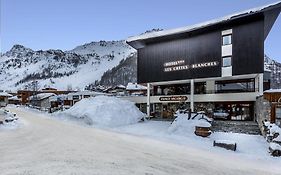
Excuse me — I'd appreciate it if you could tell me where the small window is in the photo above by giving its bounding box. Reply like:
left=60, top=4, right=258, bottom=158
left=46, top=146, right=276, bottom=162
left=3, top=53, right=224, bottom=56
left=222, top=35, right=232, bottom=45
left=222, top=57, right=232, bottom=67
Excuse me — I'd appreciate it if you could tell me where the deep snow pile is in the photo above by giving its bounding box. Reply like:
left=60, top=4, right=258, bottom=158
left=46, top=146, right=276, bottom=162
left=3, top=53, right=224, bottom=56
left=0, top=108, right=20, bottom=129
left=168, top=112, right=212, bottom=134
left=57, top=96, right=144, bottom=127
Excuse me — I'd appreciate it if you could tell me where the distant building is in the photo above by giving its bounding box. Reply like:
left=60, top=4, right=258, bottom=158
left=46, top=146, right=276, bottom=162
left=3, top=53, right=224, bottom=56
left=126, top=83, right=147, bottom=96
left=18, top=88, right=75, bottom=105
left=28, top=93, right=56, bottom=110
left=8, top=96, right=21, bottom=105
left=0, top=92, right=13, bottom=107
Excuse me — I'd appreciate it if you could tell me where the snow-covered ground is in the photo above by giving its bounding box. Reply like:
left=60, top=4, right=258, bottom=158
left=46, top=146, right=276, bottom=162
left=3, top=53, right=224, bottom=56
left=1, top=105, right=280, bottom=174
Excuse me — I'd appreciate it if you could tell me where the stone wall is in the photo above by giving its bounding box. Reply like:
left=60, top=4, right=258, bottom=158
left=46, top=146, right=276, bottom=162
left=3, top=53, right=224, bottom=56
left=255, top=96, right=271, bottom=136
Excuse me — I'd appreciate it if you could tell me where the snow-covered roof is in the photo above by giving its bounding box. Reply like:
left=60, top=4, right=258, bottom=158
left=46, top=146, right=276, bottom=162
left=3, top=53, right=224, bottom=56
left=29, top=93, right=56, bottom=100
left=68, top=91, right=105, bottom=97
left=49, top=94, right=68, bottom=102
left=127, top=1, right=281, bottom=44
left=126, top=83, right=147, bottom=91
left=8, top=96, right=21, bottom=101
left=264, top=89, right=281, bottom=93
left=116, top=85, right=126, bottom=89
left=0, top=92, right=13, bottom=97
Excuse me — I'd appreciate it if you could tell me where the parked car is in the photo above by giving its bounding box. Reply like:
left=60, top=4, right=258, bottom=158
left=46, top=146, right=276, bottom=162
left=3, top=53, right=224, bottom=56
left=213, top=110, right=230, bottom=120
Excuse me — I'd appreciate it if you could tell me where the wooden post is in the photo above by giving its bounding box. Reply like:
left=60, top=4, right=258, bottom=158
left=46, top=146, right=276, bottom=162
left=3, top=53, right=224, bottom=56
left=271, top=103, right=276, bottom=123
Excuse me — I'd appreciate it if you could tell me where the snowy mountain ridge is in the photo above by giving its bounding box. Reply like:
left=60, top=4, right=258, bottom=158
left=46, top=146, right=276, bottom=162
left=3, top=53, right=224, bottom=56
left=0, top=41, right=135, bottom=91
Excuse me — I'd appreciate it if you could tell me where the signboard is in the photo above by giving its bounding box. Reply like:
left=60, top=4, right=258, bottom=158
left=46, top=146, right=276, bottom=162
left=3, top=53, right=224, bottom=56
left=163, top=60, right=219, bottom=72
left=159, top=96, right=188, bottom=102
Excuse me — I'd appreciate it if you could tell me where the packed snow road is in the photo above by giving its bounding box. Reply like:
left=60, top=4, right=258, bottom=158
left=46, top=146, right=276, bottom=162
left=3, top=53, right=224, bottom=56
left=0, top=108, right=279, bottom=175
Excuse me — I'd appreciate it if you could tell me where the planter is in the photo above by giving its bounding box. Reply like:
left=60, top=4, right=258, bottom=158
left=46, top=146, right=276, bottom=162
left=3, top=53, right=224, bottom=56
left=194, top=126, right=211, bottom=137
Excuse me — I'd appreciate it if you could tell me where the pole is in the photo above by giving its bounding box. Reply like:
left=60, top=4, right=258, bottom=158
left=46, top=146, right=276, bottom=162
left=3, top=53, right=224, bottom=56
left=146, top=83, right=151, bottom=121
left=190, top=79, right=194, bottom=112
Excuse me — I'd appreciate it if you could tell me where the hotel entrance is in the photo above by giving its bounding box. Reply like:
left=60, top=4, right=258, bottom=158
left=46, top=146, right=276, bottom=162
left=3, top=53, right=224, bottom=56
left=152, top=103, right=188, bottom=120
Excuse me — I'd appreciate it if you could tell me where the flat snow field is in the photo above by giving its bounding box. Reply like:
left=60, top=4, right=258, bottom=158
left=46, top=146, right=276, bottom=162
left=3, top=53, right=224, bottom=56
left=0, top=107, right=280, bottom=175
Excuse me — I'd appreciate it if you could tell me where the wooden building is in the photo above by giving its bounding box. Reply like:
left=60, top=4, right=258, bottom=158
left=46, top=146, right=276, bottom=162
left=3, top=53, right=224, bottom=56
left=0, top=92, right=12, bottom=107
left=264, top=90, right=281, bottom=126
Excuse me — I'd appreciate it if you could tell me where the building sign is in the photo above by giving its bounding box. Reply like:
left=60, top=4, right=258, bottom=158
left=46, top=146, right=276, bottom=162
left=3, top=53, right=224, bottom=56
left=159, top=96, right=188, bottom=102
left=163, top=60, right=219, bottom=72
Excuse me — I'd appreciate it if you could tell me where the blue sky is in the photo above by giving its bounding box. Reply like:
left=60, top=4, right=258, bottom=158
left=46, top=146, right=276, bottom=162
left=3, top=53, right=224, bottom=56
left=1, top=0, right=280, bottom=61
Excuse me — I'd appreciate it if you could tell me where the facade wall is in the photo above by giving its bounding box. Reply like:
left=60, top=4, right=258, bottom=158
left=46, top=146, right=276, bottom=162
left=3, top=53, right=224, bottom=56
left=137, top=17, right=264, bottom=84
left=255, top=96, right=271, bottom=136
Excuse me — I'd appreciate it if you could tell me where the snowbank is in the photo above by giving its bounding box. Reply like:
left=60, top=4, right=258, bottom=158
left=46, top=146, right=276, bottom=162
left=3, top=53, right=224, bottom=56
left=57, top=96, right=144, bottom=127
left=0, top=108, right=20, bottom=130
left=168, top=113, right=211, bottom=134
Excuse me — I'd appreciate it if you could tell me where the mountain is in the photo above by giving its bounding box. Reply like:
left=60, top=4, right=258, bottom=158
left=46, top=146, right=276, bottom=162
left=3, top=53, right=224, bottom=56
left=0, top=41, right=135, bottom=91
left=264, top=55, right=281, bottom=89
left=86, top=53, right=137, bottom=89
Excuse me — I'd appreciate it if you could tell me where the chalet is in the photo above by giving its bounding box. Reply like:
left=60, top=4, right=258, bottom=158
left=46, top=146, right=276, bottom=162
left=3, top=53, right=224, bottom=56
left=0, top=92, right=12, bottom=107
left=126, top=83, right=147, bottom=96
left=66, top=91, right=106, bottom=106
left=28, top=93, right=56, bottom=110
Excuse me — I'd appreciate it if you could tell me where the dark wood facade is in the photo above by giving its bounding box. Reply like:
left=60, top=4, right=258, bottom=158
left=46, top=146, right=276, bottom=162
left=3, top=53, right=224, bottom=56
left=136, top=16, right=264, bottom=83
left=127, top=3, right=281, bottom=84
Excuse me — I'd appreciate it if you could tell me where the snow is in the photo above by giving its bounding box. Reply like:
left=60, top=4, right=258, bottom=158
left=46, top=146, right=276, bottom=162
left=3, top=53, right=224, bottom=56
left=2, top=106, right=280, bottom=174
left=67, top=90, right=105, bottom=97
left=273, top=135, right=281, bottom=142
left=56, top=96, right=144, bottom=127
left=126, top=83, right=147, bottom=90
left=0, top=40, right=136, bottom=91
left=268, top=123, right=281, bottom=136
left=215, top=140, right=236, bottom=145
left=127, top=1, right=281, bottom=43
left=270, top=142, right=281, bottom=150
left=0, top=92, right=12, bottom=97
left=0, top=108, right=20, bottom=130
left=8, top=96, right=21, bottom=101
left=264, top=89, right=281, bottom=93
left=29, top=93, right=55, bottom=100
left=168, top=114, right=211, bottom=134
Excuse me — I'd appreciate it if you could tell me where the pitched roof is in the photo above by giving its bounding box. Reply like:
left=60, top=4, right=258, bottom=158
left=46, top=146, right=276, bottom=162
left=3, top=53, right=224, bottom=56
left=0, top=92, right=13, bottom=97
left=127, top=1, right=281, bottom=48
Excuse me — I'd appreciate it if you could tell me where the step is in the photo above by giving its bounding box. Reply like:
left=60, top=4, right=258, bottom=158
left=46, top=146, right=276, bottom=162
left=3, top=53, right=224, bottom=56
left=211, top=120, right=261, bottom=135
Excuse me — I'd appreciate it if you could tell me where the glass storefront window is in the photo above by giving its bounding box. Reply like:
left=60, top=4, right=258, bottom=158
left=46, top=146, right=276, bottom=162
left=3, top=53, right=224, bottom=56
left=215, top=79, right=255, bottom=93
left=153, top=84, right=190, bottom=95
left=214, top=103, right=253, bottom=121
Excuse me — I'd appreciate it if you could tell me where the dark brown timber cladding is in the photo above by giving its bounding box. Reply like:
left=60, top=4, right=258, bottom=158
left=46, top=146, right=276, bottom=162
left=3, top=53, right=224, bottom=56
left=136, top=15, right=266, bottom=84
left=137, top=31, right=222, bottom=83
left=232, top=19, right=264, bottom=76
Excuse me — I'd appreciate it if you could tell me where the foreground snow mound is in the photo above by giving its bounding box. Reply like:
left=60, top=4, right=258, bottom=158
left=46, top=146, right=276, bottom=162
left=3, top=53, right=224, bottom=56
left=58, top=96, right=144, bottom=127
left=168, top=114, right=211, bottom=135
left=0, top=108, right=20, bottom=130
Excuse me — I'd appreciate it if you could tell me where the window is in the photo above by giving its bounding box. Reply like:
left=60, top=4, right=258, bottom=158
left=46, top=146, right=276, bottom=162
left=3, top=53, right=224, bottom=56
left=73, top=95, right=79, bottom=100
left=222, top=57, right=232, bottom=67
left=215, top=79, right=255, bottom=93
left=222, top=35, right=232, bottom=45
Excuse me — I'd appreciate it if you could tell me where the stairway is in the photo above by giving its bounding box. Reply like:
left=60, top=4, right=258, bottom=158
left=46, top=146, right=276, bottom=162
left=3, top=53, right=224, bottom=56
left=211, top=120, right=261, bottom=135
